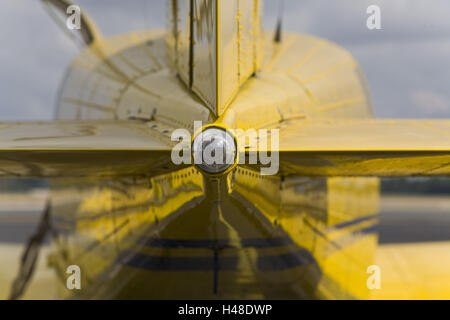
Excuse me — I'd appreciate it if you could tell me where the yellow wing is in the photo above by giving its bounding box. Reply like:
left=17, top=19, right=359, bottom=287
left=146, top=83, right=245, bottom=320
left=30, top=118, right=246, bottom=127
left=0, top=120, right=182, bottom=178
left=244, top=119, right=450, bottom=176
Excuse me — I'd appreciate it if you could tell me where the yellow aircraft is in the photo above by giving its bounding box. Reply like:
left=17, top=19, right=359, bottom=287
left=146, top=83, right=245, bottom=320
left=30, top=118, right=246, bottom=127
left=3, top=0, right=450, bottom=300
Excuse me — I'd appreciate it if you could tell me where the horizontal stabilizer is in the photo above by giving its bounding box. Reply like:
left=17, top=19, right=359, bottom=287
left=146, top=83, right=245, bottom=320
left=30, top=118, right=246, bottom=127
left=0, top=120, right=181, bottom=178
left=246, top=119, right=450, bottom=177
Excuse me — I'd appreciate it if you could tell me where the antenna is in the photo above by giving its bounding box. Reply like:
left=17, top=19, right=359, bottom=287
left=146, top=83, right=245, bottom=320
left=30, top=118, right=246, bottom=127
left=274, top=0, right=284, bottom=43
left=40, top=0, right=101, bottom=47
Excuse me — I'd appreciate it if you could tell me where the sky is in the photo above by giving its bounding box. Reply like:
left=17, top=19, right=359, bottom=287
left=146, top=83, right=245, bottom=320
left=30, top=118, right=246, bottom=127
left=0, top=0, right=450, bottom=121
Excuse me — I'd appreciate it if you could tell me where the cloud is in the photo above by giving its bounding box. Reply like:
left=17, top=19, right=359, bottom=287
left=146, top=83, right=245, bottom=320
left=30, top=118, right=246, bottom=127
left=410, top=89, right=450, bottom=115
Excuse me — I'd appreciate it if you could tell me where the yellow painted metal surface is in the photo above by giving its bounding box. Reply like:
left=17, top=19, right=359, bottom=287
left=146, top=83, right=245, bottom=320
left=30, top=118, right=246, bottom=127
left=276, top=119, right=450, bottom=177
left=57, top=31, right=214, bottom=129
left=372, top=241, right=450, bottom=300
left=278, top=119, right=450, bottom=151
left=0, top=121, right=181, bottom=178
left=1, top=0, right=450, bottom=300
left=218, top=33, right=373, bottom=130
left=166, top=0, right=263, bottom=115
left=0, top=121, right=171, bottom=150
left=49, top=167, right=205, bottom=299
left=230, top=171, right=379, bottom=299
left=47, top=169, right=379, bottom=299
left=3, top=27, right=448, bottom=299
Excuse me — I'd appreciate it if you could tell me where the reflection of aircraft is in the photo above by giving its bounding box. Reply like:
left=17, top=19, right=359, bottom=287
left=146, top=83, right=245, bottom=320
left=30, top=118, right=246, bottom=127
left=3, top=0, right=450, bottom=299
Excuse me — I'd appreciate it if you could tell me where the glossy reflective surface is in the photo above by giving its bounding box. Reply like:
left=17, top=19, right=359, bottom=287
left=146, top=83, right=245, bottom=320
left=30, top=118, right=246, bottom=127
left=1, top=0, right=449, bottom=300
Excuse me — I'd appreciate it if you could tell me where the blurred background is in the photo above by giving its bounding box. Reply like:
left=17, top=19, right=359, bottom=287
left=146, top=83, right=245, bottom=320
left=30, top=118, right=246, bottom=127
left=0, top=0, right=449, bottom=299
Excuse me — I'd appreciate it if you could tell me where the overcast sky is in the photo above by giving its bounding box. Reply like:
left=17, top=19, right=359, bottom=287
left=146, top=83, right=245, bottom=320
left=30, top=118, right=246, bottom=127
left=1, top=0, right=450, bottom=120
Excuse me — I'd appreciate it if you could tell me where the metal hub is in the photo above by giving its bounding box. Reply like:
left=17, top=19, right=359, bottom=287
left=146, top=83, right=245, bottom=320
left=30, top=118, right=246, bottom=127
left=192, top=126, right=237, bottom=175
